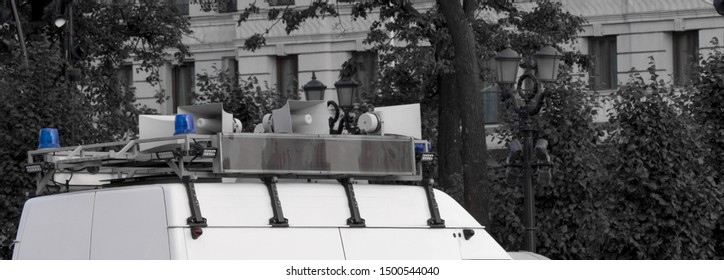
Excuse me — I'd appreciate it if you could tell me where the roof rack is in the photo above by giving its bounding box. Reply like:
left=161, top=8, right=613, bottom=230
left=25, top=133, right=433, bottom=194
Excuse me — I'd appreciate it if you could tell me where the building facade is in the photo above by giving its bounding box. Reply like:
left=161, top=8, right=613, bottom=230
left=127, top=0, right=723, bottom=144
left=131, top=0, right=401, bottom=115
left=557, top=0, right=723, bottom=124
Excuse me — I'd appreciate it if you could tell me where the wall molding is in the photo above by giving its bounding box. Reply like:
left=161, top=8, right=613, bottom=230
left=617, top=50, right=667, bottom=55
left=617, top=69, right=667, bottom=74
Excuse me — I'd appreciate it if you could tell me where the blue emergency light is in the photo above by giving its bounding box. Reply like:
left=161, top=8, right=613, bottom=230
left=414, top=143, right=432, bottom=153
left=38, top=128, right=61, bottom=149
left=174, top=114, right=196, bottom=135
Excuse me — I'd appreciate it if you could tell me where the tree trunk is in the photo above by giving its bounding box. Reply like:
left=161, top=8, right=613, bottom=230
left=437, top=72, right=464, bottom=201
left=438, top=1, right=490, bottom=227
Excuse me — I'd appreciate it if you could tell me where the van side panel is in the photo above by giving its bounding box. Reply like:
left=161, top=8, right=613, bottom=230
left=90, top=187, right=170, bottom=259
left=14, top=192, right=95, bottom=260
left=340, top=228, right=461, bottom=260
left=183, top=228, right=346, bottom=260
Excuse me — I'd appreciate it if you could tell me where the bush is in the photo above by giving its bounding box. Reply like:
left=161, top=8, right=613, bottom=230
left=681, top=42, right=724, bottom=258
left=598, top=63, right=723, bottom=259
left=194, top=67, right=290, bottom=131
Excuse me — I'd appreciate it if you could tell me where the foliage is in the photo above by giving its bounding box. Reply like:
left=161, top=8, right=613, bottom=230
left=687, top=39, right=724, bottom=258
left=687, top=39, right=724, bottom=185
left=233, top=0, right=338, bottom=52
left=194, top=66, right=290, bottom=131
left=598, top=62, right=723, bottom=259
left=0, top=0, right=190, bottom=259
left=532, top=73, right=608, bottom=259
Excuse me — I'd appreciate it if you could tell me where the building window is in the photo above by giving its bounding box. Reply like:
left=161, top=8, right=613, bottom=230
left=167, top=0, right=189, bottom=15
left=118, top=64, right=134, bottom=93
left=222, top=57, right=239, bottom=86
left=351, top=51, right=378, bottom=99
left=589, top=36, right=617, bottom=90
left=673, top=31, right=698, bottom=86
left=172, top=61, right=195, bottom=112
left=482, top=86, right=501, bottom=124
left=277, top=55, right=298, bottom=98
left=218, top=0, right=237, bottom=13
left=481, top=58, right=501, bottom=124
left=268, top=0, right=294, bottom=6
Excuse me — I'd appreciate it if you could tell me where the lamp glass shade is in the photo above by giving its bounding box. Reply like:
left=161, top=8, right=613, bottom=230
left=534, top=46, right=562, bottom=82
left=302, top=73, right=327, bottom=101
left=495, top=47, right=521, bottom=85
left=305, top=90, right=324, bottom=101
left=334, top=79, right=360, bottom=108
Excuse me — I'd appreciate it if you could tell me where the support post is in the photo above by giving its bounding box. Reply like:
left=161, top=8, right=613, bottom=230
left=182, top=175, right=207, bottom=239
left=339, top=178, right=365, bottom=227
left=262, top=176, right=289, bottom=227
left=522, top=119, right=536, bottom=252
left=422, top=178, right=445, bottom=228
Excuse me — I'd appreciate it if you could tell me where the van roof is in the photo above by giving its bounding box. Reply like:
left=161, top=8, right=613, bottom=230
left=35, top=181, right=480, bottom=228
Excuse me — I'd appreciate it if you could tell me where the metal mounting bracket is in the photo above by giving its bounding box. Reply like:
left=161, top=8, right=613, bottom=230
left=339, top=178, right=366, bottom=227
left=35, top=169, right=56, bottom=196
left=423, top=179, right=445, bottom=228
left=182, top=176, right=207, bottom=239
left=261, top=176, right=289, bottom=227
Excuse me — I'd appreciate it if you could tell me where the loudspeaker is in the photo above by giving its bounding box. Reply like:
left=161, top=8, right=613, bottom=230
left=138, top=115, right=176, bottom=151
left=139, top=103, right=238, bottom=151
left=178, top=103, right=235, bottom=134
left=359, top=103, right=422, bottom=139
left=271, top=100, right=330, bottom=134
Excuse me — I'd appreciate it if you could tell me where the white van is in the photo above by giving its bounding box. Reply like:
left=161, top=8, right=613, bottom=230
left=14, top=102, right=514, bottom=260
left=12, top=180, right=510, bottom=260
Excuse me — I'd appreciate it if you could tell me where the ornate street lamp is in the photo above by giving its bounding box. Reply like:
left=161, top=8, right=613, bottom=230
left=328, top=78, right=361, bottom=134
left=302, top=72, right=327, bottom=101
left=334, top=78, right=360, bottom=109
left=496, top=44, right=561, bottom=254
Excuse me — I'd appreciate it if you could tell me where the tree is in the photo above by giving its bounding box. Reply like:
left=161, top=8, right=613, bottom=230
left=0, top=0, right=191, bottom=259
left=436, top=0, right=490, bottom=226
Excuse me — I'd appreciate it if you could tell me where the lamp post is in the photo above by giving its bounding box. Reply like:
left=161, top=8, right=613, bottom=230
left=495, top=44, right=561, bottom=253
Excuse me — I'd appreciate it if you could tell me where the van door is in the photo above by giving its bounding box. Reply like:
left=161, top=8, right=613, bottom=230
left=90, top=187, right=170, bottom=259
left=13, top=193, right=95, bottom=260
